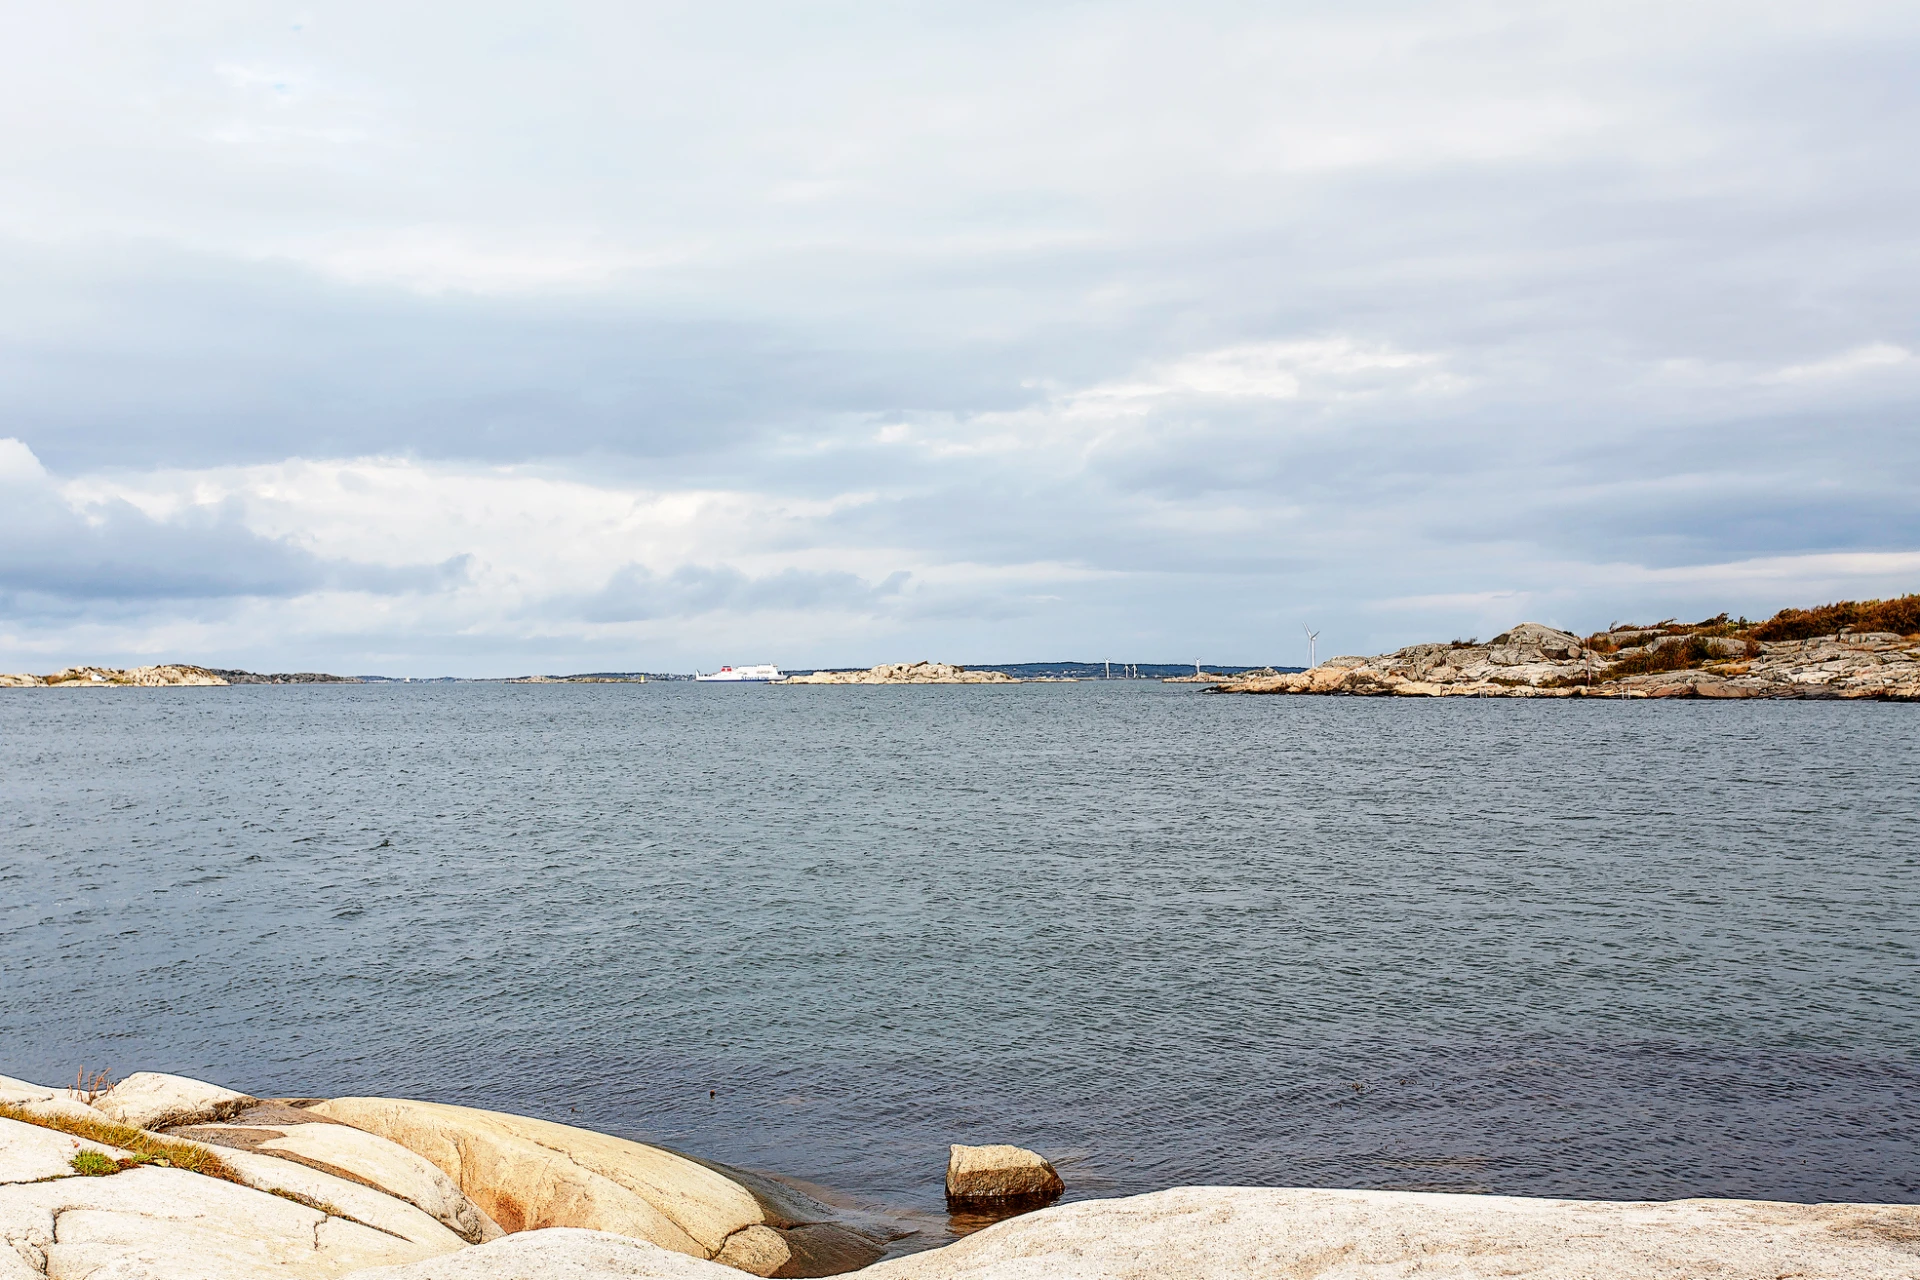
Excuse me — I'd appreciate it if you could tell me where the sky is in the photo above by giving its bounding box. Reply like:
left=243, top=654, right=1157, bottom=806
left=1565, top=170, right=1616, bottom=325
left=2, top=1, right=1917, bottom=675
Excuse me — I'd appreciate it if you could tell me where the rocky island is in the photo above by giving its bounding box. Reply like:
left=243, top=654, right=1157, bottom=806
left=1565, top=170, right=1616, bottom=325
left=0, top=666, right=359, bottom=687
left=0, top=665, right=231, bottom=688
left=5, top=1068, right=1918, bottom=1279
left=1208, top=595, right=1920, bottom=700
left=782, top=662, right=1020, bottom=685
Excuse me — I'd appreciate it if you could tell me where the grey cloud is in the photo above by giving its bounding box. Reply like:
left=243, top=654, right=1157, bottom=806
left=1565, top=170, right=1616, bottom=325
left=0, top=481, right=471, bottom=610
left=580, top=563, right=909, bottom=623
left=3, top=2, right=1919, bottom=669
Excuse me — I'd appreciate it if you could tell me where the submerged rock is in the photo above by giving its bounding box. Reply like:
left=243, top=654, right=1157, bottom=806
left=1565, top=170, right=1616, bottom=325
left=944, top=1145, right=1064, bottom=1208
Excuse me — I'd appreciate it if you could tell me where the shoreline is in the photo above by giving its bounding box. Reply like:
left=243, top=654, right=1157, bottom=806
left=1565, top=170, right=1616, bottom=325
left=5, top=1069, right=1918, bottom=1279
left=1206, top=621, right=1920, bottom=700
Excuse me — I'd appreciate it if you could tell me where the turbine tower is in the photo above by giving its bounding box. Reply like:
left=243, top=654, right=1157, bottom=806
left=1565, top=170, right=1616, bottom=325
left=1303, top=624, right=1320, bottom=670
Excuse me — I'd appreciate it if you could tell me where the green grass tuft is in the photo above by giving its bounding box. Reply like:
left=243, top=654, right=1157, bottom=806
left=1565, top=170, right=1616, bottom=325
left=0, top=1101, right=238, bottom=1182
left=70, top=1149, right=121, bottom=1176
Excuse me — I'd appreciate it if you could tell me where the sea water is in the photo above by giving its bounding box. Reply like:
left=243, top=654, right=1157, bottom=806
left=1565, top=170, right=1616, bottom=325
left=2, top=683, right=1915, bottom=1241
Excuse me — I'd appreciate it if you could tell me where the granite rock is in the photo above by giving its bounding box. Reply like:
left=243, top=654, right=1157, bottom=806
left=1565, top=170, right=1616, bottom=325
left=342, top=1228, right=733, bottom=1279
left=0, top=1161, right=443, bottom=1279
left=92, top=1072, right=258, bottom=1130
left=178, top=1110, right=503, bottom=1244
left=214, top=1146, right=471, bottom=1250
left=0, top=1075, right=106, bottom=1127
left=0, top=665, right=228, bottom=688
left=944, top=1145, right=1064, bottom=1206
left=1208, top=625, right=1920, bottom=700
left=0, top=1115, right=130, bottom=1185
left=864, top=1186, right=1920, bottom=1280
left=311, top=1098, right=883, bottom=1274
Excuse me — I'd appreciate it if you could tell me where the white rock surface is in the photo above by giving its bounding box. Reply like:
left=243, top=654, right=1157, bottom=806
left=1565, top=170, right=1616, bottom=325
left=313, top=1099, right=885, bottom=1275
left=866, top=1186, right=1920, bottom=1279
left=8, top=1095, right=111, bottom=1127
left=183, top=1116, right=502, bottom=1244
left=91, top=1071, right=257, bottom=1130
left=343, top=1228, right=735, bottom=1279
left=0, top=1075, right=104, bottom=1127
left=216, top=1146, right=471, bottom=1250
left=0, top=1116, right=129, bottom=1185
left=311, top=1099, right=755, bottom=1255
left=0, top=1163, right=442, bottom=1279
left=0, top=1077, right=58, bottom=1107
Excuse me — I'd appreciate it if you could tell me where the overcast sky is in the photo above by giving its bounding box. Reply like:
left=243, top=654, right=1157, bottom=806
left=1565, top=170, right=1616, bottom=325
left=3, top=1, right=1917, bottom=675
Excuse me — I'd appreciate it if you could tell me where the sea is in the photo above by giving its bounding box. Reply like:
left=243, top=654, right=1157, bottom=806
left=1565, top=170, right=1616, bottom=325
left=2, top=682, right=1915, bottom=1249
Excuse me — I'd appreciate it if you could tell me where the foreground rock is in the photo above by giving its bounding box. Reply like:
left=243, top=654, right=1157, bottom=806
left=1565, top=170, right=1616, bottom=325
left=0, top=1114, right=131, bottom=1184
left=0, top=1073, right=105, bottom=1126
left=92, top=1071, right=258, bottom=1130
left=337, top=1187, right=1920, bottom=1280
left=944, top=1145, right=1064, bottom=1208
left=312, top=1098, right=884, bottom=1276
left=871, top=1186, right=1920, bottom=1279
left=0, top=1116, right=452, bottom=1279
left=177, top=1104, right=503, bottom=1244
left=0, top=664, right=228, bottom=688
left=216, top=1146, right=471, bottom=1250
left=782, top=662, right=1019, bottom=685
left=13, top=1068, right=1917, bottom=1279
left=343, top=1229, right=727, bottom=1279
left=1210, top=622, right=1920, bottom=700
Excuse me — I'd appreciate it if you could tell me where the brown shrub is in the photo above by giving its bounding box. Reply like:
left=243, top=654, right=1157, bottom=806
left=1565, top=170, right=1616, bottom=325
left=1602, top=635, right=1716, bottom=680
left=1859, top=594, right=1920, bottom=635
left=1750, top=594, right=1920, bottom=642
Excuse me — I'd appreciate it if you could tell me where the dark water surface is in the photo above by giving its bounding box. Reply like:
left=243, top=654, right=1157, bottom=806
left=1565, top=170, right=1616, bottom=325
left=2, top=684, right=1916, bottom=1240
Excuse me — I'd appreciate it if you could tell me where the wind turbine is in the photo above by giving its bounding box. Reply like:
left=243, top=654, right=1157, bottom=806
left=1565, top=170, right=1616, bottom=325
left=1303, top=624, right=1321, bottom=670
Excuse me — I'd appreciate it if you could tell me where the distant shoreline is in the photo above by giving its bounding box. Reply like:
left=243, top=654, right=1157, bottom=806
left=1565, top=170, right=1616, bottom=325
left=8, top=594, right=1912, bottom=692
left=1207, top=608, right=1920, bottom=700
left=0, top=661, right=1303, bottom=688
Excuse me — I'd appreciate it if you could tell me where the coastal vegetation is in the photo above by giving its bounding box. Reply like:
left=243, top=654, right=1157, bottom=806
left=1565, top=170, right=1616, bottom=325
left=1205, top=595, right=1920, bottom=699
left=1565, top=595, right=1918, bottom=683
left=4, top=1067, right=1918, bottom=1277
left=1749, top=593, right=1920, bottom=641
left=0, top=1099, right=238, bottom=1181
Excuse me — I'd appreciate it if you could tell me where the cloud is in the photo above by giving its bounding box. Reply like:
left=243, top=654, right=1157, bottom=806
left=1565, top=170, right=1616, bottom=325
left=0, top=440, right=469, bottom=610
left=0, top=3, right=1917, bottom=670
left=1769, top=343, right=1916, bottom=383
left=581, top=563, right=909, bottom=622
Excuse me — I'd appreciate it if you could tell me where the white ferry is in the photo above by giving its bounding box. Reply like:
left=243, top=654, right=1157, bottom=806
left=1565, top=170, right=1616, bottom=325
left=694, top=664, right=784, bottom=683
